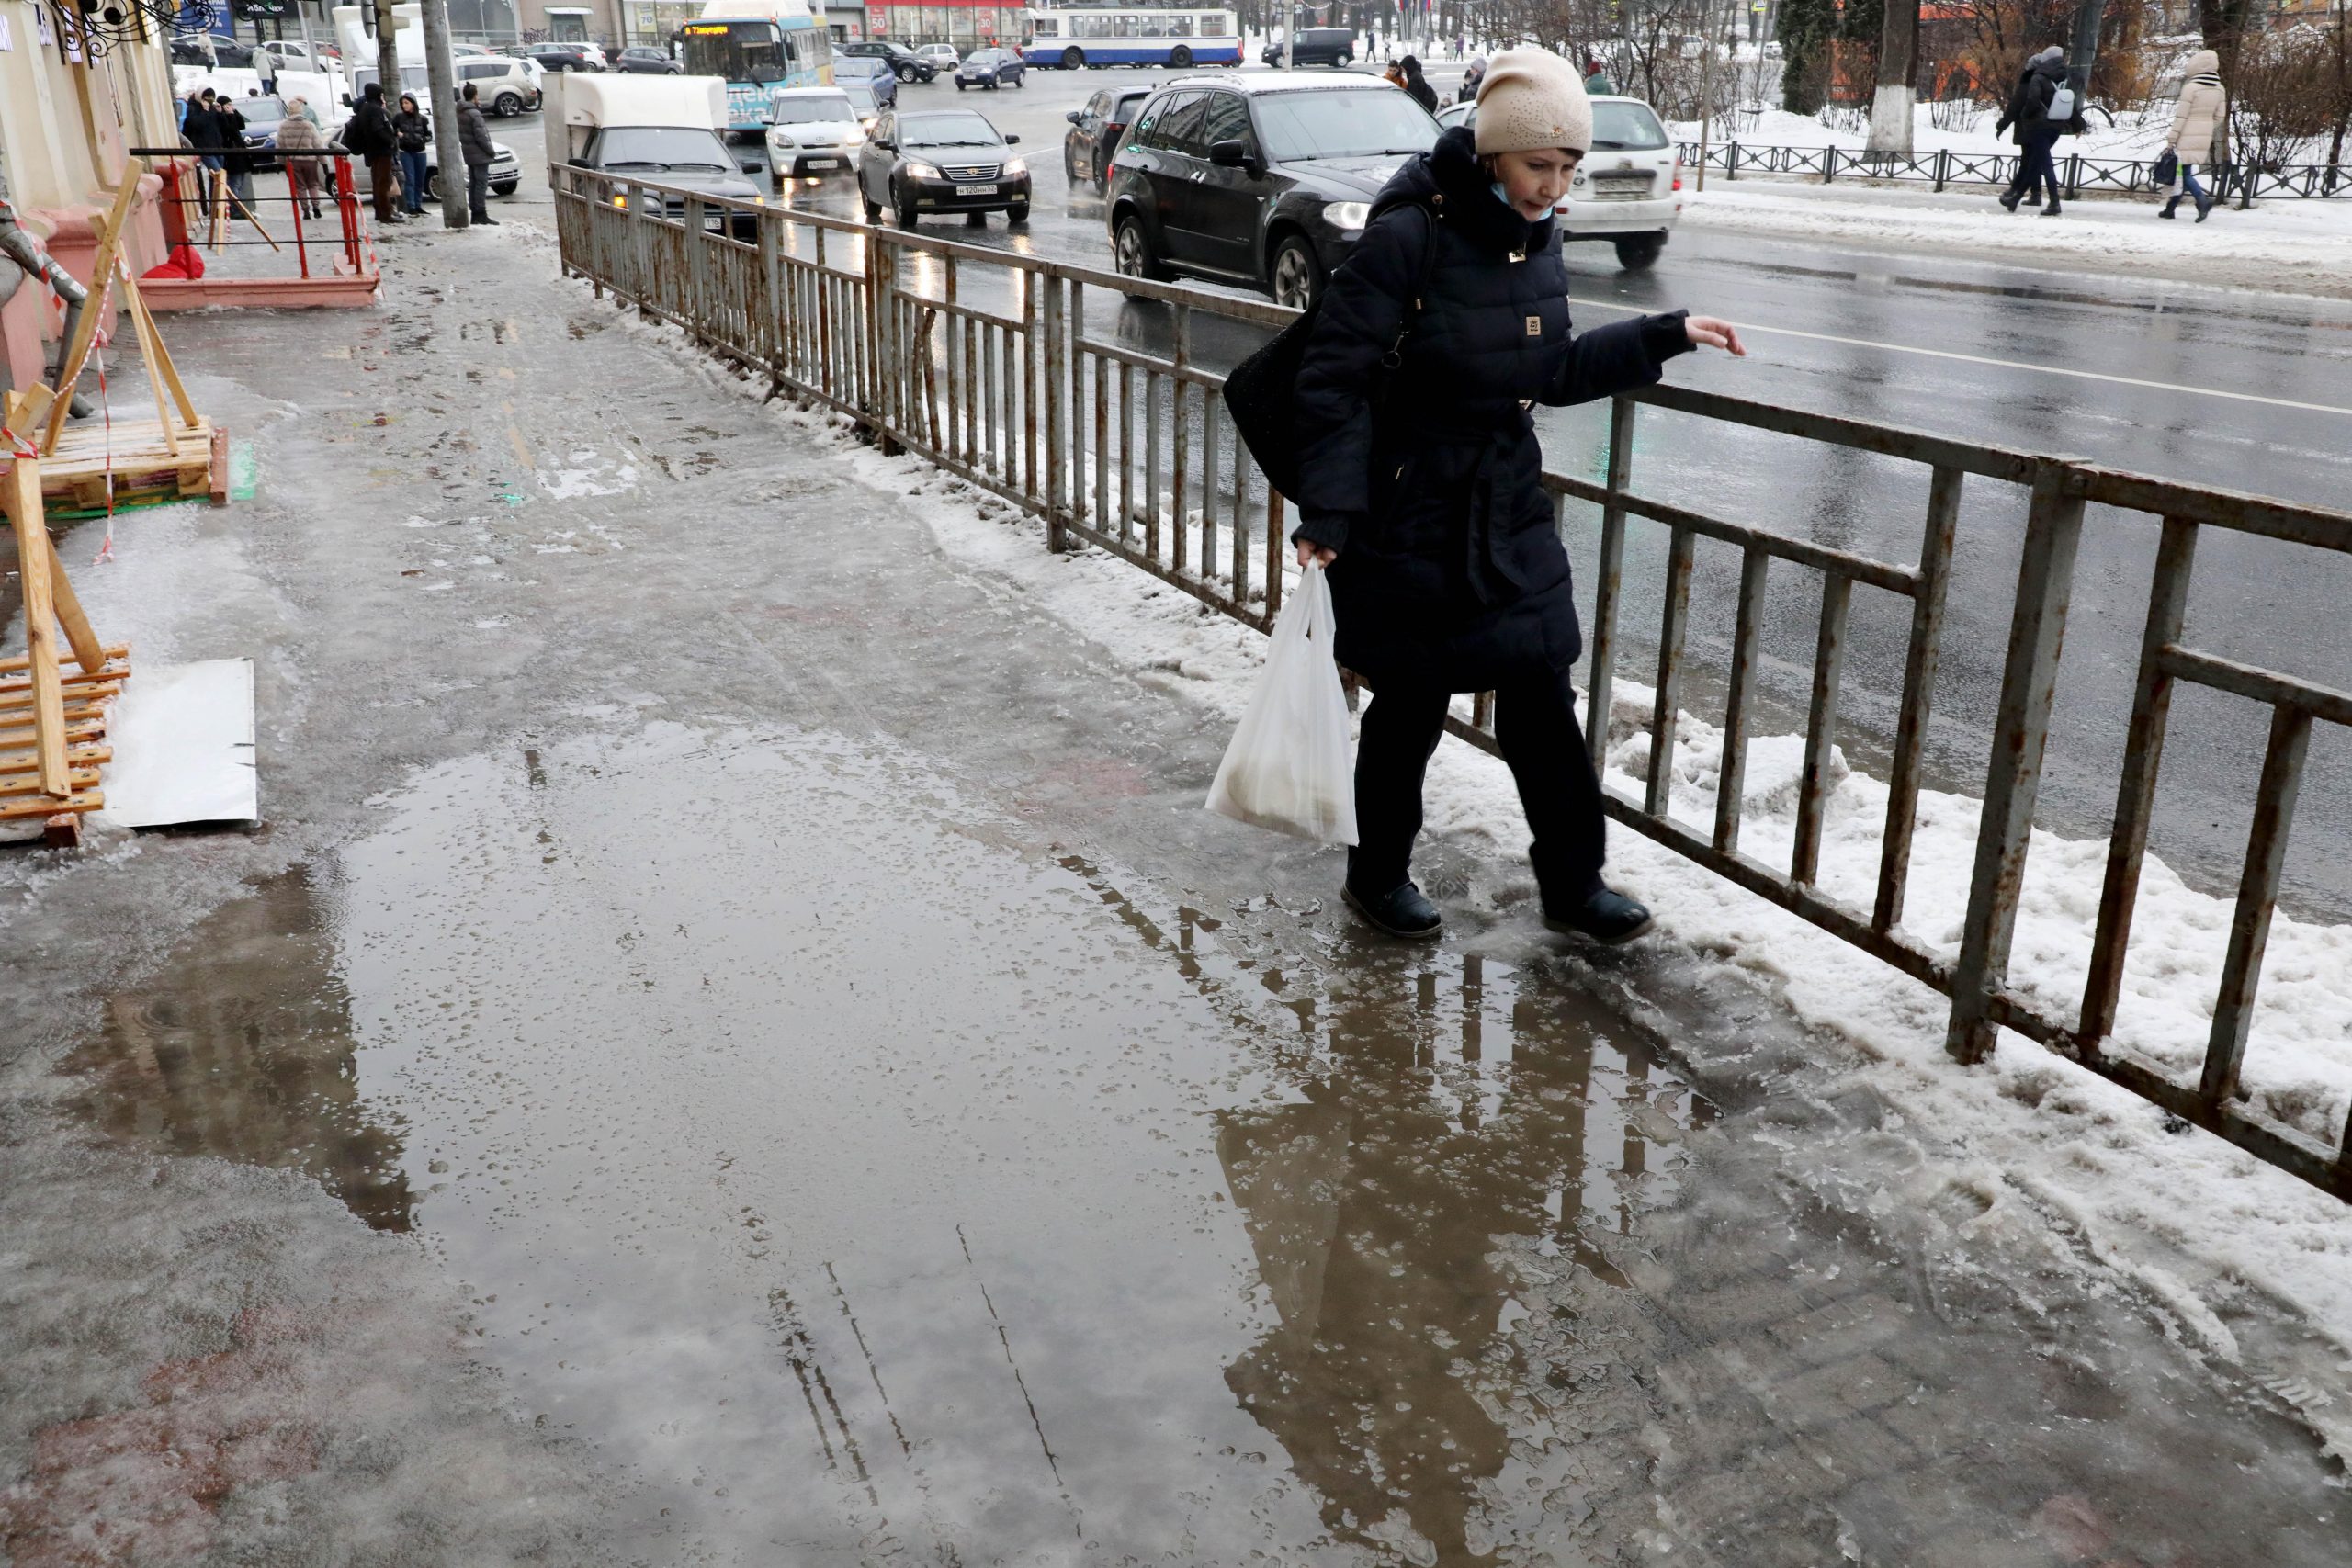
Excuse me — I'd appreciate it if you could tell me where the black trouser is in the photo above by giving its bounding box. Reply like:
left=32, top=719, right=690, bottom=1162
left=467, top=160, right=492, bottom=218
left=1349, top=668, right=1608, bottom=908
left=2006, top=129, right=2060, bottom=205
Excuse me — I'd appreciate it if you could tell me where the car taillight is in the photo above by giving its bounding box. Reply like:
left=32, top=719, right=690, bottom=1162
left=1672, top=153, right=1683, bottom=192
left=1107, top=121, right=1125, bottom=136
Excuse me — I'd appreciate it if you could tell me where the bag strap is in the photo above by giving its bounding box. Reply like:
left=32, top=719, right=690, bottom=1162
left=1378, top=197, right=1442, bottom=374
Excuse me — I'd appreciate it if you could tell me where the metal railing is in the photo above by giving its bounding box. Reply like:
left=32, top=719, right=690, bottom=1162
left=554, top=165, right=2352, bottom=1200
left=1679, top=141, right=2351, bottom=199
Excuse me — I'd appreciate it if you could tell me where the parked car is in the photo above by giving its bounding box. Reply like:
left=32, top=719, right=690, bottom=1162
left=1276, top=28, right=1354, bottom=67
left=955, top=47, right=1024, bottom=90
left=1063, top=85, right=1150, bottom=194
left=831, top=54, right=899, bottom=111
left=1105, top=73, right=1438, bottom=309
left=915, top=43, right=959, bottom=74
left=171, top=32, right=254, bottom=68
left=458, top=54, right=544, bottom=116
left=616, top=45, right=683, bottom=74
left=859, top=107, right=1029, bottom=228
left=839, top=39, right=935, bottom=83
left=764, top=85, right=865, bottom=180
left=549, top=75, right=763, bottom=237
left=528, top=43, right=605, bottom=73
left=1434, top=95, right=1684, bottom=268
left=236, top=94, right=293, bottom=172
left=423, top=136, right=525, bottom=201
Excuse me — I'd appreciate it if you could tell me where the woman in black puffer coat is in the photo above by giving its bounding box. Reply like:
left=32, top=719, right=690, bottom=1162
left=1291, top=48, right=1745, bottom=946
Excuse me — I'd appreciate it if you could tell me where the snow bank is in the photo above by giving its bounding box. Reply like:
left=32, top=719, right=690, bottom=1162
left=1674, top=102, right=2179, bottom=160
left=1677, top=178, right=2352, bottom=299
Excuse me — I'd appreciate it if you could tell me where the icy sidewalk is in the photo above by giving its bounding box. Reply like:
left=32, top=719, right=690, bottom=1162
left=753, top=394, right=2352, bottom=1465
left=1676, top=177, right=2352, bottom=298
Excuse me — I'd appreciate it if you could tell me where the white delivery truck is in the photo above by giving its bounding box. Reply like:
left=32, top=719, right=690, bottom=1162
left=547, top=74, right=766, bottom=237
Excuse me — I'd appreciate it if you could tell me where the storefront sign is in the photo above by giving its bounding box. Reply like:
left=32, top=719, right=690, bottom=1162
left=865, top=6, right=884, bottom=30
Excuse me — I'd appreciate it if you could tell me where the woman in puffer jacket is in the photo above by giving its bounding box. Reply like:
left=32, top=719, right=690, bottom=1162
left=2163, top=49, right=2227, bottom=221
left=1290, top=49, right=1746, bottom=945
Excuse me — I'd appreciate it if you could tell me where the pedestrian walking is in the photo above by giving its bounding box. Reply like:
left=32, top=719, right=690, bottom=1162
left=345, top=81, right=402, bottom=226
left=275, top=101, right=331, bottom=220
left=458, top=84, right=500, bottom=226
left=1289, top=49, right=1747, bottom=945
left=1398, top=55, right=1439, bottom=113
left=1582, top=54, right=1616, bottom=95
left=1996, top=46, right=2068, bottom=216
left=2161, top=48, right=2227, bottom=222
left=392, top=93, right=433, bottom=217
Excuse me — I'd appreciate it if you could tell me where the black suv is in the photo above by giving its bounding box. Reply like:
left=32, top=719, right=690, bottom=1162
left=1104, top=73, right=1438, bottom=309
left=840, top=39, right=935, bottom=82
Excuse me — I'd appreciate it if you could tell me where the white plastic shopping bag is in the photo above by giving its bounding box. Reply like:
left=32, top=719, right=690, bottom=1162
left=1204, top=563, right=1359, bottom=844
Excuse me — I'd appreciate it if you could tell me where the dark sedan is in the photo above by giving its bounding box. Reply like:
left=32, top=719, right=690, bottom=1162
left=528, top=44, right=605, bottom=72
left=615, top=46, right=681, bottom=73
left=1105, top=73, right=1438, bottom=310
left=858, top=107, right=1029, bottom=229
left=1063, top=85, right=1149, bottom=194
left=839, top=39, right=935, bottom=82
left=954, top=48, right=1024, bottom=90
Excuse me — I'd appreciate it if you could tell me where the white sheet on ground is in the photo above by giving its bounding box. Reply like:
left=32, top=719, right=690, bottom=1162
left=96, top=657, right=259, bottom=828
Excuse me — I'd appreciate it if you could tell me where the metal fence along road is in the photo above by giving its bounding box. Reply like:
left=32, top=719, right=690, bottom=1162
left=1677, top=141, right=2351, bottom=200
left=554, top=165, right=2352, bottom=1200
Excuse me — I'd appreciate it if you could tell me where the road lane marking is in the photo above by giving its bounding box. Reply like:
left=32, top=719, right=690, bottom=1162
left=1577, top=298, right=2352, bottom=418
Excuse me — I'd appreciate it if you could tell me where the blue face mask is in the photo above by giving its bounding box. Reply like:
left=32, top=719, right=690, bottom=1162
left=1491, top=179, right=1513, bottom=209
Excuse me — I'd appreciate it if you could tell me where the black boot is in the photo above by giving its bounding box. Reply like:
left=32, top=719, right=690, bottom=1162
left=1342, top=878, right=1442, bottom=941
left=2194, top=196, right=2211, bottom=221
left=2159, top=198, right=2177, bottom=218
left=1543, top=886, right=1654, bottom=945
left=471, top=211, right=499, bottom=225
left=2041, top=197, right=2062, bottom=216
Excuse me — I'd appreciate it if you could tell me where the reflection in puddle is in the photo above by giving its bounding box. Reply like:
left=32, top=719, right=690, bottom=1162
left=63, top=867, right=415, bottom=1233
left=60, top=725, right=1708, bottom=1560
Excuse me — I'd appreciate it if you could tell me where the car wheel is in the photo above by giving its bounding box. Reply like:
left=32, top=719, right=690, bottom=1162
left=492, top=182, right=517, bottom=197
left=1170, top=45, right=1191, bottom=68
left=1270, top=231, right=1324, bottom=310
left=1114, top=212, right=1170, bottom=281
left=897, top=64, right=913, bottom=80
left=1061, top=46, right=1082, bottom=69
left=1613, top=234, right=1665, bottom=270
left=494, top=91, right=521, bottom=117
left=956, top=79, right=967, bottom=90
left=895, top=185, right=919, bottom=229
left=1007, top=202, right=1028, bottom=225
left=1064, top=148, right=1078, bottom=182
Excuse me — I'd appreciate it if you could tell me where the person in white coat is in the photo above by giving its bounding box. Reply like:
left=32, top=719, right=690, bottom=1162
left=2162, top=49, right=2227, bottom=221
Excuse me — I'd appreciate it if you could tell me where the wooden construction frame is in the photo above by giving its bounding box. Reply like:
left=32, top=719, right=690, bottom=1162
left=0, top=454, right=129, bottom=839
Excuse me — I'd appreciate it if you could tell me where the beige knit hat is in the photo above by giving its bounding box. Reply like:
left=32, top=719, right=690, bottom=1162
left=1474, top=48, right=1592, bottom=156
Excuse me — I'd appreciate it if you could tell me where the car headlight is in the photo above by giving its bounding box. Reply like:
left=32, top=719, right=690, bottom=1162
left=1001, top=157, right=1026, bottom=178
left=1325, top=201, right=1370, bottom=231
left=904, top=160, right=941, bottom=179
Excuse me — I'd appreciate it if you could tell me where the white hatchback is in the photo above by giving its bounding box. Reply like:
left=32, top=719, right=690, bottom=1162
left=916, top=43, right=959, bottom=73
left=764, top=86, right=867, bottom=181
left=1435, top=95, right=1685, bottom=269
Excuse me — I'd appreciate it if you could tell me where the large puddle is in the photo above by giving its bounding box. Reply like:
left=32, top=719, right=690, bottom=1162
left=62, top=722, right=1708, bottom=1562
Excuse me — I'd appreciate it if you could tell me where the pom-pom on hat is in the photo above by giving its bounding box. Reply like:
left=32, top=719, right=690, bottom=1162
left=1473, top=48, right=1593, bottom=156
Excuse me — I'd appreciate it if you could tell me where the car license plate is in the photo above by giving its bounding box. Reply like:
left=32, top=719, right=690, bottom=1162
left=959, top=183, right=998, bottom=197
left=806, top=158, right=839, bottom=169
left=1593, top=175, right=1650, bottom=199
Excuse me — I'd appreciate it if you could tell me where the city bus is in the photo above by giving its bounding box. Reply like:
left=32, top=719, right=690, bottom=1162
left=1021, top=6, right=1241, bottom=70
left=682, top=0, right=831, bottom=158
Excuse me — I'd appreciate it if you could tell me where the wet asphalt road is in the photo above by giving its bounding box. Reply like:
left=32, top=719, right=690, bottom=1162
left=490, top=73, right=2352, bottom=921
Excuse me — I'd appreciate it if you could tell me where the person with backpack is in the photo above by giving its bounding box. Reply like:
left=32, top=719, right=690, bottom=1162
left=1398, top=55, right=1439, bottom=113
left=1996, top=46, right=2071, bottom=216
left=392, top=93, right=433, bottom=218
left=1287, top=49, right=1746, bottom=946
left=345, top=81, right=402, bottom=225
left=2161, top=49, right=2227, bottom=222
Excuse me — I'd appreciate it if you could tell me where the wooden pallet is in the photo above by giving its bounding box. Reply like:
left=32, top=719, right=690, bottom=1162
left=32, top=168, right=219, bottom=511
left=0, top=458, right=129, bottom=841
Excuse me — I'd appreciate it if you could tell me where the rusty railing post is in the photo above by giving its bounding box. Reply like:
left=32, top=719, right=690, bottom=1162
left=1946, top=461, right=2086, bottom=1066
left=1585, top=397, right=1635, bottom=774
left=1044, top=272, right=1068, bottom=551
